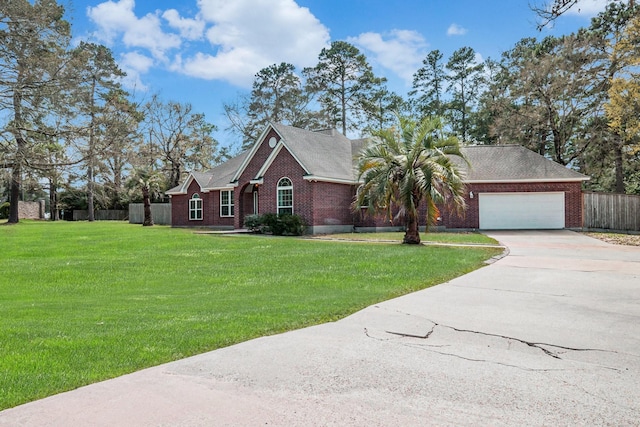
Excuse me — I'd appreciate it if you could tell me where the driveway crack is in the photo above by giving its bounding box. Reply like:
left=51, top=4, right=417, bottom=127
left=366, top=307, right=629, bottom=362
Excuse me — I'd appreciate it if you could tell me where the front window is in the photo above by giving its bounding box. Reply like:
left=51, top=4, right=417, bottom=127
left=220, top=190, right=234, bottom=217
left=189, top=193, right=202, bottom=220
left=277, top=177, right=293, bottom=215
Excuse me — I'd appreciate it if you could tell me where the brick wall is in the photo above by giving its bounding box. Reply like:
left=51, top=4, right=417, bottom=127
left=170, top=180, right=234, bottom=228
left=312, top=181, right=355, bottom=226
left=251, top=147, right=313, bottom=225
left=439, top=181, right=584, bottom=229
left=353, top=181, right=583, bottom=230
left=18, top=200, right=45, bottom=219
left=235, top=129, right=281, bottom=228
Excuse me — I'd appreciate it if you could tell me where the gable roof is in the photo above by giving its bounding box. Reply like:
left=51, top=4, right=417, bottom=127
left=165, top=151, right=248, bottom=195
left=458, top=145, right=589, bottom=183
left=167, top=124, right=365, bottom=195
left=270, top=123, right=362, bottom=183
left=167, top=126, right=589, bottom=197
left=232, top=123, right=364, bottom=185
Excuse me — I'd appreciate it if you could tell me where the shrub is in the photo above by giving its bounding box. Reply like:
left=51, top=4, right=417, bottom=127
left=259, top=213, right=280, bottom=234
left=243, top=214, right=261, bottom=232
left=0, top=202, right=9, bottom=219
left=248, top=213, right=306, bottom=236
left=278, top=214, right=305, bottom=236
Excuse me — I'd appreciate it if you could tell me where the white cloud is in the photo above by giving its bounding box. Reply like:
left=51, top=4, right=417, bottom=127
left=87, top=0, right=181, bottom=60
left=118, top=51, right=154, bottom=91
left=86, top=0, right=330, bottom=88
left=349, top=30, right=428, bottom=85
left=176, top=49, right=268, bottom=87
left=447, top=23, right=468, bottom=36
left=188, top=0, right=330, bottom=86
left=121, top=51, right=154, bottom=73
left=162, top=9, right=205, bottom=40
left=564, top=0, right=610, bottom=16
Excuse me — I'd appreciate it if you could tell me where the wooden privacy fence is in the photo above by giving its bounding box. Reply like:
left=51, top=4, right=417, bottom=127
left=128, top=203, right=171, bottom=225
left=583, top=192, right=640, bottom=232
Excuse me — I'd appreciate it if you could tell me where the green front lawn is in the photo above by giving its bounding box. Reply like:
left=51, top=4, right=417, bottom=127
left=0, top=221, right=502, bottom=410
left=320, top=231, right=499, bottom=245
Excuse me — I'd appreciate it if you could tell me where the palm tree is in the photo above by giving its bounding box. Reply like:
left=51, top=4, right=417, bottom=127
left=354, top=114, right=467, bottom=244
left=127, top=168, right=164, bottom=226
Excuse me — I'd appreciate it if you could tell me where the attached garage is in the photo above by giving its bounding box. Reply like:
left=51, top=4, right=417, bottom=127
left=440, top=145, right=590, bottom=230
left=478, top=192, right=565, bottom=230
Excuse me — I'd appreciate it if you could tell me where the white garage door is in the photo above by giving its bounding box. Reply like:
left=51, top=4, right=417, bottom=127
left=479, top=192, right=565, bottom=230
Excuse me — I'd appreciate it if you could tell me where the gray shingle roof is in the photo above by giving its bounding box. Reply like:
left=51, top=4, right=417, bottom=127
left=458, top=145, right=589, bottom=182
left=165, top=151, right=248, bottom=194
left=203, top=151, right=248, bottom=188
left=272, top=123, right=362, bottom=182
left=167, top=126, right=589, bottom=197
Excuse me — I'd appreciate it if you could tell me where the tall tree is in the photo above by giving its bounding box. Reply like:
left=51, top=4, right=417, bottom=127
left=360, top=87, right=407, bottom=135
left=70, top=42, right=125, bottom=221
left=38, top=112, right=72, bottom=221
left=584, top=2, right=640, bottom=192
left=603, top=10, right=640, bottom=192
left=470, top=58, right=503, bottom=144
left=488, top=34, right=605, bottom=165
left=224, top=63, right=318, bottom=149
left=98, top=89, right=142, bottom=209
left=304, top=41, right=386, bottom=136
left=410, top=50, right=447, bottom=119
left=143, top=95, right=221, bottom=189
left=0, top=0, right=71, bottom=224
left=445, top=47, right=485, bottom=143
left=354, top=115, right=467, bottom=245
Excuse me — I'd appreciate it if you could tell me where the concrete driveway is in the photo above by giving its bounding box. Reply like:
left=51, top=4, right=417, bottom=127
left=1, top=230, right=639, bottom=426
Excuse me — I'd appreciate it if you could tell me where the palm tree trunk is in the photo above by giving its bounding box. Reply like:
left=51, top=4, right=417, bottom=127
left=142, top=186, right=154, bottom=226
left=403, top=212, right=421, bottom=244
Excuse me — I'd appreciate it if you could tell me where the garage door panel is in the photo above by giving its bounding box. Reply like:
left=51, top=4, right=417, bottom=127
left=479, top=192, right=565, bottom=230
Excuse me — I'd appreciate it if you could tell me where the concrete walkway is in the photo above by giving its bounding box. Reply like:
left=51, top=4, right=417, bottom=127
left=1, top=230, right=639, bottom=426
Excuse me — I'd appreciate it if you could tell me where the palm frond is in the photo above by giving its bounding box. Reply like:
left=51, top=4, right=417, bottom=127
left=354, top=112, right=468, bottom=240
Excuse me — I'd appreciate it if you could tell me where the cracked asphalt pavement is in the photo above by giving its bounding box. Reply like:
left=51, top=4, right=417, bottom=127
left=1, top=230, right=639, bottom=426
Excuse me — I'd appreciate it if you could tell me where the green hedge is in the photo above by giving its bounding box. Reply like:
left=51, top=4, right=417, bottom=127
left=243, top=213, right=306, bottom=236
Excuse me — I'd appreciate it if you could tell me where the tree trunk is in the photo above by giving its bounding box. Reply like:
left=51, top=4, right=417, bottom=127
left=172, top=163, right=182, bottom=189
left=49, top=178, right=59, bottom=221
left=8, top=161, right=21, bottom=224
left=403, top=212, right=421, bottom=244
left=87, top=78, right=96, bottom=222
left=8, top=73, right=25, bottom=225
left=142, top=186, right=154, bottom=226
left=87, top=165, right=95, bottom=221
left=614, top=140, right=625, bottom=194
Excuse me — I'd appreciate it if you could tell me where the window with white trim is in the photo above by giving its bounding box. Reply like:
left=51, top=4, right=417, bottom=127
left=220, top=190, right=234, bottom=217
left=277, top=177, right=293, bottom=215
left=189, top=193, right=202, bottom=220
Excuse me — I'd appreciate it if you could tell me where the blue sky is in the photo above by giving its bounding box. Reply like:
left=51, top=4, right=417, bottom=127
left=64, top=0, right=610, bottom=150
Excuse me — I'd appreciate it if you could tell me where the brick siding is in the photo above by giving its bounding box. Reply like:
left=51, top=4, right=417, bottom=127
left=170, top=179, right=234, bottom=227
left=439, top=181, right=583, bottom=229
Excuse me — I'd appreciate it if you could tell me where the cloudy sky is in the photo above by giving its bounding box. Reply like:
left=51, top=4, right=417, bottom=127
left=66, top=0, right=610, bottom=149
